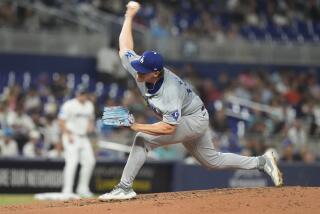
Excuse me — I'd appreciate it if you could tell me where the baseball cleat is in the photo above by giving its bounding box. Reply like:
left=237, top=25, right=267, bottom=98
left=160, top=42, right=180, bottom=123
left=98, top=184, right=137, bottom=201
left=77, top=190, right=94, bottom=198
left=261, top=149, right=283, bottom=187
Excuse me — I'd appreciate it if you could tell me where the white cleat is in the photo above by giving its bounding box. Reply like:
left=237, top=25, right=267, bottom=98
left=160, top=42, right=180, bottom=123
left=77, top=190, right=94, bottom=198
left=99, top=184, right=137, bottom=201
left=262, top=149, right=283, bottom=187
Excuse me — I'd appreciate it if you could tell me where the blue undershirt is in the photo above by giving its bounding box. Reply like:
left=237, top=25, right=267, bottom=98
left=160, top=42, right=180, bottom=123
left=145, top=77, right=164, bottom=94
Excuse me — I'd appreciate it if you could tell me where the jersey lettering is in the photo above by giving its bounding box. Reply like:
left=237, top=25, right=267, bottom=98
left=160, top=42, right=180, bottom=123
left=174, top=76, right=192, bottom=95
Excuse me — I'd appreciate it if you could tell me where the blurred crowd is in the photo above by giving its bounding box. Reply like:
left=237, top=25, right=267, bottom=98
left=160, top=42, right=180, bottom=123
left=0, top=65, right=319, bottom=164
left=0, top=74, right=73, bottom=160
left=133, top=0, right=320, bottom=42
left=0, top=0, right=320, bottom=164
left=1, top=0, right=320, bottom=42
left=195, top=68, right=320, bottom=163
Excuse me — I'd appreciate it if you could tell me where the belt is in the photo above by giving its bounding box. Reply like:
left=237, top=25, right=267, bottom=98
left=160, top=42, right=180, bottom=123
left=70, top=133, right=87, bottom=137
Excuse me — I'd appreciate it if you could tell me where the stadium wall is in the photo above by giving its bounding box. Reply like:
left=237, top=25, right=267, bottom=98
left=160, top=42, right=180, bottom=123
left=0, top=53, right=97, bottom=93
left=1, top=53, right=319, bottom=90
left=0, top=158, right=319, bottom=194
left=0, top=53, right=96, bottom=75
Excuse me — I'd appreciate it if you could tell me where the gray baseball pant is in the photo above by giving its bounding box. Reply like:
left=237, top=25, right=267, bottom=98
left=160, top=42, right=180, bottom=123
left=120, top=108, right=259, bottom=188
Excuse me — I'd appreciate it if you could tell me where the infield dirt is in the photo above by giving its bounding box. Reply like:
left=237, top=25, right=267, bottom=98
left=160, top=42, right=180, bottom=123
left=0, top=186, right=319, bottom=214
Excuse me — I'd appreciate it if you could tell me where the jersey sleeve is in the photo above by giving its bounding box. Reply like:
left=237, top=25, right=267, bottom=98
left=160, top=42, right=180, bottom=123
left=58, top=102, right=70, bottom=120
left=120, top=49, right=141, bottom=78
left=162, top=88, right=182, bottom=125
left=89, top=102, right=95, bottom=120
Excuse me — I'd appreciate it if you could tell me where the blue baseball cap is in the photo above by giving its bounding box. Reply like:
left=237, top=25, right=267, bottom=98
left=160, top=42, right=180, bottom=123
left=131, top=51, right=164, bottom=74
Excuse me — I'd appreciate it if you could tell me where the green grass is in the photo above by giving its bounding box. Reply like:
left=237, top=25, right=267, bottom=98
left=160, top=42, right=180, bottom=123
left=0, top=194, right=35, bottom=206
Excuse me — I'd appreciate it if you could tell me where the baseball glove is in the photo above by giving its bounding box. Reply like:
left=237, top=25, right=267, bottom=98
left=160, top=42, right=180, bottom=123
left=102, top=106, right=135, bottom=127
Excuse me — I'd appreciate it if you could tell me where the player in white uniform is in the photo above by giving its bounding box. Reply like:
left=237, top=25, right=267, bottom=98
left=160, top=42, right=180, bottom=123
left=99, top=1, right=283, bottom=201
left=58, top=87, right=96, bottom=198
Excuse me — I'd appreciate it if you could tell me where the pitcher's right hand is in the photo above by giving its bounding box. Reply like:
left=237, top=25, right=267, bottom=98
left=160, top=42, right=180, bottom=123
left=126, top=1, right=141, bottom=18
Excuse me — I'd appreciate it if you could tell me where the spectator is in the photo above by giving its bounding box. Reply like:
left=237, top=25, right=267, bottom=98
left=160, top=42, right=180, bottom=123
left=0, top=128, right=19, bottom=157
left=287, top=119, right=307, bottom=153
left=0, top=1, right=16, bottom=27
left=302, top=149, right=318, bottom=164
left=0, top=101, right=7, bottom=129
left=43, top=114, right=60, bottom=147
left=50, top=73, right=69, bottom=101
left=6, top=105, right=35, bottom=152
left=281, top=139, right=302, bottom=162
left=47, top=142, right=64, bottom=159
left=211, top=107, right=229, bottom=133
left=6, top=106, right=35, bottom=133
left=23, top=130, right=42, bottom=158
left=150, top=14, right=171, bottom=39
left=1, top=0, right=320, bottom=43
left=4, top=85, right=22, bottom=111
left=24, top=86, right=41, bottom=112
left=200, top=79, right=222, bottom=108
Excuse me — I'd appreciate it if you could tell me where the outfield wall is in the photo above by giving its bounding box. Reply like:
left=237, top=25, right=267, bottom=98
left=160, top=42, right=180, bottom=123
left=0, top=158, right=319, bottom=194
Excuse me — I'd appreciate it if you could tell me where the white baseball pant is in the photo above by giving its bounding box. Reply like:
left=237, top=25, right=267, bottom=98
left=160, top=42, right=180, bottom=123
left=62, top=134, right=96, bottom=194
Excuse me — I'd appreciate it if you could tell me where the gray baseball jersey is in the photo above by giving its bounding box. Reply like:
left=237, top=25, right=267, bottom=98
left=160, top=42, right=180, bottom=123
left=121, top=49, right=204, bottom=125
left=118, top=49, right=260, bottom=188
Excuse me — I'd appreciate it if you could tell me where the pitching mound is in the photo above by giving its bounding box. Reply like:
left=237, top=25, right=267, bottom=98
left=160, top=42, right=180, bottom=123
left=1, top=186, right=319, bottom=214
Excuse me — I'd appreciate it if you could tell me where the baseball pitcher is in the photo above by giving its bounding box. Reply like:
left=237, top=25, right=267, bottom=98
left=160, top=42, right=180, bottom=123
left=99, top=1, right=283, bottom=201
left=58, top=87, right=96, bottom=198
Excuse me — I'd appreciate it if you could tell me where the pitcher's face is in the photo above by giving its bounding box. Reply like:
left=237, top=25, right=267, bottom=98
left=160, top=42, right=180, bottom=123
left=136, top=72, right=158, bottom=83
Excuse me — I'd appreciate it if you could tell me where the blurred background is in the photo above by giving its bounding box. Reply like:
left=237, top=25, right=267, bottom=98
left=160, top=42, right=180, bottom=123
left=0, top=0, right=320, bottom=196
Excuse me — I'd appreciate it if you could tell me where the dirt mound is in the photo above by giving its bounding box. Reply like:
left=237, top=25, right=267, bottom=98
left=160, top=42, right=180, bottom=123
left=1, top=187, right=319, bottom=214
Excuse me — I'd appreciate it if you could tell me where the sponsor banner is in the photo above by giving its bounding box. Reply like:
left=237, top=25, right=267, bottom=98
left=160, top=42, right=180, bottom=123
left=1, top=158, right=319, bottom=193
left=92, top=162, right=173, bottom=193
left=0, top=158, right=172, bottom=194
left=172, top=163, right=320, bottom=191
left=0, top=158, right=64, bottom=193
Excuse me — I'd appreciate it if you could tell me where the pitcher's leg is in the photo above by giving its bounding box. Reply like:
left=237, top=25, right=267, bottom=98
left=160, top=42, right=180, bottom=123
left=119, top=116, right=201, bottom=188
left=99, top=133, right=147, bottom=201
left=99, top=114, right=209, bottom=200
left=183, top=129, right=260, bottom=170
left=120, top=124, right=196, bottom=188
left=119, top=133, right=150, bottom=188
